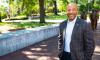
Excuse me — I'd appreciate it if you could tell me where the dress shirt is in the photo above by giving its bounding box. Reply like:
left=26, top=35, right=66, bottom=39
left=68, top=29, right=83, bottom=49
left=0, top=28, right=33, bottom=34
left=64, top=17, right=77, bottom=52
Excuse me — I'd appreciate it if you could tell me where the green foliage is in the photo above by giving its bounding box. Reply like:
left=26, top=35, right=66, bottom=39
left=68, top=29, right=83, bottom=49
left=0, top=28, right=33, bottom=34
left=46, top=7, right=53, bottom=13
left=78, top=0, right=88, bottom=5
left=79, top=4, right=88, bottom=13
left=0, top=22, right=53, bottom=29
left=32, top=5, right=39, bottom=14
left=20, top=0, right=38, bottom=16
left=5, top=15, right=27, bottom=20
left=93, top=5, right=100, bottom=10
left=0, top=0, right=99, bottom=19
left=0, top=5, right=7, bottom=19
left=1, top=13, right=6, bottom=19
left=58, top=1, right=66, bottom=12
left=46, top=14, right=67, bottom=20
left=15, top=22, right=51, bottom=28
left=93, top=1, right=100, bottom=10
left=57, top=0, right=67, bottom=12
left=45, top=0, right=53, bottom=13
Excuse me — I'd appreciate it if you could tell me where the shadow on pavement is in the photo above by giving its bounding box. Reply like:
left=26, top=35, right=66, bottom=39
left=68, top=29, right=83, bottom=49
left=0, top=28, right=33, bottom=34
left=0, top=36, right=59, bottom=60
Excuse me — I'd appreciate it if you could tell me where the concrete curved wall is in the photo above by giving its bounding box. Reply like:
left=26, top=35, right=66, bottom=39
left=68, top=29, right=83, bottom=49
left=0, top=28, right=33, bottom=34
left=0, top=24, right=59, bottom=56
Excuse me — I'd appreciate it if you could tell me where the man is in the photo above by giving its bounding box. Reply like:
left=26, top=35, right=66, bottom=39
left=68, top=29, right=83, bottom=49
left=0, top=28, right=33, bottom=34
left=58, top=3, right=95, bottom=60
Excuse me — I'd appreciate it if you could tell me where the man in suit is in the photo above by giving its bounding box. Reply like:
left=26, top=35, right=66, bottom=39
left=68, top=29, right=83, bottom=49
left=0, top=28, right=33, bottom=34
left=58, top=3, right=95, bottom=60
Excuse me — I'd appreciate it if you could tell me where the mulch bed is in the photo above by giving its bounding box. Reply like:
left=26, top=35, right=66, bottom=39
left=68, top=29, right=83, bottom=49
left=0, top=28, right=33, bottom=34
left=8, top=28, right=25, bottom=32
left=0, top=28, right=25, bottom=34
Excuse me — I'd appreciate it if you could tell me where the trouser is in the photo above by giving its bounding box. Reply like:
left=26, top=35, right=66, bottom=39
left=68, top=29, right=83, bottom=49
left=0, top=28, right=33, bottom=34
left=59, top=51, right=72, bottom=60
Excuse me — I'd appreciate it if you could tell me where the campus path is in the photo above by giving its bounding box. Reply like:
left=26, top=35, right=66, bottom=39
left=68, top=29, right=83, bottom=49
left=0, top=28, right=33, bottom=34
left=0, top=21, right=100, bottom=60
left=92, top=23, right=100, bottom=60
left=0, top=36, right=59, bottom=60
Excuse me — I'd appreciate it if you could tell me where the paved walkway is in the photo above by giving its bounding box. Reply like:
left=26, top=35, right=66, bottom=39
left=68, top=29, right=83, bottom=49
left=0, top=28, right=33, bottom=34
left=0, top=23, right=100, bottom=60
left=92, top=23, right=100, bottom=60
left=0, top=36, right=59, bottom=60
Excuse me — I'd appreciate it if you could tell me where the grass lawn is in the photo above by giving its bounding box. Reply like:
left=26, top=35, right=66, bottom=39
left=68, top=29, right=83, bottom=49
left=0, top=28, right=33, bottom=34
left=0, top=13, right=66, bottom=33
left=46, top=15, right=67, bottom=20
left=0, top=22, right=53, bottom=33
left=0, top=22, right=53, bottom=28
left=4, top=13, right=67, bottom=20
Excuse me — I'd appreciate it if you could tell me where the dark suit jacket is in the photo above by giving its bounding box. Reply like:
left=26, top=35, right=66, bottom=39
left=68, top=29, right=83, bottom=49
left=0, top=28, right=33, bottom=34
left=58, top=17, right=95, bottom=60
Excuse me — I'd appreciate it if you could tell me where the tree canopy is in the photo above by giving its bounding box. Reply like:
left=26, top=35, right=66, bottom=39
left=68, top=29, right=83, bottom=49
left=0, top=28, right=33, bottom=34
left=0, top=0, right=99, bottom=23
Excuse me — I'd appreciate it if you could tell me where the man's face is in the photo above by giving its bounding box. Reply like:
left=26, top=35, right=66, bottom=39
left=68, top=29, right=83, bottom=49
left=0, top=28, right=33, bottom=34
left=67, top=4, right=78, bottom=21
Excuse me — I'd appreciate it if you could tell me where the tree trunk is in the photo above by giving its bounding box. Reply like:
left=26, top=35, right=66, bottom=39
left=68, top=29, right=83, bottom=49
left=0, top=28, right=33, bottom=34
left=53, top=0, right=58, bottom=15
left=67, top=0, right=69, bottom=4
left=39, top=0, right=45, bottom=23
left=21, top=0, right=25, bottom=13
left=92, top=0, right=95, bottom=8
left=0, top=12, right=1, bottom=22
left=74, top=0, right=78, bottom=4
left=92, top=0, right=95, bottom=5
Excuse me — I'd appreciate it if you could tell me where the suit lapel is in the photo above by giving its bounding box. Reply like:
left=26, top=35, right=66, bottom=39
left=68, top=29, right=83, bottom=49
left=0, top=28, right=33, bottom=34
left=61, top=20, right=67, bottom=41
left=62, top=20, right=67, bottom=31
left=71, top=18, right=80, bottom=40
left=61, top=18, right=80, bottom=41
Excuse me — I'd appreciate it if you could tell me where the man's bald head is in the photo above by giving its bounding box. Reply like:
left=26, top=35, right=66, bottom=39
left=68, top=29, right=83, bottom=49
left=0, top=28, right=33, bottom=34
left=66, top=3, right=78, bottom=21
left=67, top=3, right=78, bottom=11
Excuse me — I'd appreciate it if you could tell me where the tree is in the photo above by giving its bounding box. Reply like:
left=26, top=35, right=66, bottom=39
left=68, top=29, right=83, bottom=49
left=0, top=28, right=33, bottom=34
left=20, top=0, right=37, bottom=16
left=53, top=0, right=58, bottom=15
left=74, top=0, right=78, bottom=3
left=39, top=0, right=45, bottom=23
left=0, top=12, right=1, bottom=22
left=92, top=0, right=95, bottom=6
